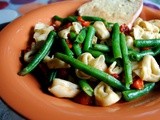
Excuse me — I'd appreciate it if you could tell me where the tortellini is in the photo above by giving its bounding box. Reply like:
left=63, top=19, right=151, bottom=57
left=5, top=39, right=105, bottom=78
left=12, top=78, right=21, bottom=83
left=94, top=82, right=121, bottom=106
left=76, top=52, right=107, bottom=79
left=58, top=22, right=83, bottom=39
left=71, top=22, right=83, bottom=34
left=93, top=21, right=110, bottom=40
left=58, top=26, right=71, bottom=39
left=132, top=55, right=160, bottom=82
left=132, top=17, right=160, bottom=39
left=44, top=56, right=70, bottom=69
left=48, top=78, right=80, bottom=98
left=33, top=22, right=54, bottom=42
left=107, top=61, right=123, bottom=75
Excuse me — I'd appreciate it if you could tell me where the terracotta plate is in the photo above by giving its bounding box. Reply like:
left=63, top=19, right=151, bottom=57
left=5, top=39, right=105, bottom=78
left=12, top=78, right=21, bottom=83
left=0, top=0, right=160, bottom=120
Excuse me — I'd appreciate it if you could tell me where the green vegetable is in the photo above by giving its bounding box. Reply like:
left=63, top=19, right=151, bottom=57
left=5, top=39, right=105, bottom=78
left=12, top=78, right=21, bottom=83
left=79, top=79, right=94, bottom=96
left=120, top=33, right=132, bottom=89
left=112, top=23, right=122, bottom=59
left=53, top=15, right=77, bottom=24
left=74, top=28, right=87, bottom=43
left=152, top=46, right=160, bottom=56
left=92, top=44, right=110, bottom=52
left=69, top=31, right=77, bottom=42
left=81, top=16, right=105, bottom=22
left=134, top=39, right=160, bottom=47
left=72, top=43, right=82, bottom=57
left=55, top=52, right=127, bottom=91
left=53, top=15, right=63, bottom=22
left=47, top=69, right=57, bottom=83
left=18, top=31, right=56, bottom=76
left=86, top=48, right=103, bottom=58
left=83, top=26, right=96, bottom=51
left=60, top=38, right=74, bottom=57
left=129, top=49, right=154, bottom=61
left=122, top=83, right=155, bottom=101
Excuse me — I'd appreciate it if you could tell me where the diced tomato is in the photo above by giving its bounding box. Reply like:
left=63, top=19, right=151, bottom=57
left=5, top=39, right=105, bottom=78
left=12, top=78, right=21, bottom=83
left=81, top=21, right=90, bottom=27
left=111, top=74, right=120, bottom=79
left=141, top=47, right=151, bottom=51
left=131, top=77, right=144, bottom=90
left=120, top=24, right=130, bottom=35
left=105, top=69, right=120, bottom=79
left=66, top=39, right=73, bottom=49
left=77, top=16, right=85, bottom=23
left=77, top=16, right=90, bottom=27
left=73, top=92, right=94, bottom=106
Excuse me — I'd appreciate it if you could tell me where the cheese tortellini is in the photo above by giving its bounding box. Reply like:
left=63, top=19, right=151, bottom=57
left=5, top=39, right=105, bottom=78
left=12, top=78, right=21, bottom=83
left=44, top=56, right=70, bottom=69
left=133, top=55, right=160, bottom=82
left=94, top=82, right=121, bottom=106
left=107, top=61, right=123, bottom=75
left=33, top=22, right=54, bottom=42
left=76, top=52, right=107, bottom=79
left=93, top=21, right=110, bottom=40
left=48, top=78, right=80, bottom=98
left=58, top=22, right=83, bottom=39
left=132, top=17, right=160, bottom=39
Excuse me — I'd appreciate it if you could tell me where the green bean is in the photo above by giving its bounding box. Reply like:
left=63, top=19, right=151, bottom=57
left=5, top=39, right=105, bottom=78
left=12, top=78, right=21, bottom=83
left=129, top=49, right=154, bottom=61
left=47, top=69, right=57, bottom=83
left=55, top=52, right=127, bottom=91
left=86, top=48, right=103, bottom=58
left=53, top=15, right=77, bottom=25
left=134, top=39, right=160, bottom=47
left=81, top=16, right=105, bottom=22
left=79, top=79, right=94, bottom=96
left=69, top=31, right=77, bottom=42
left=122, top=83, right=155, bottom=101
left=74, top=28, right=87, bottom=43
left=62, top=16, right=77, bottom=23
left=83, top=26, right=96, bottom=51
left=120, top=33, right=132, bottom=89
left=104, top=54, right=117, bottom=64
left=112, top=23, right=122, bottom=59
left=72, top=43, right=82, bottom=57
left=53, top=15, right=63, bottom=22
left=18, top=31, right=56, bottom=76
left=152, top=46, right=160, bottom=56
left=60, top=38, right=74, bottom=57
left=92, top=44, right=110, bottom=52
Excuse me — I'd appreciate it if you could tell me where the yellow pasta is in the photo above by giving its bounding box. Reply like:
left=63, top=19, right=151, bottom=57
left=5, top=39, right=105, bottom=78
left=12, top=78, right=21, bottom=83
left=94, top=82, right=121, bottom=106
left=93, top=21, right=110, bottom=40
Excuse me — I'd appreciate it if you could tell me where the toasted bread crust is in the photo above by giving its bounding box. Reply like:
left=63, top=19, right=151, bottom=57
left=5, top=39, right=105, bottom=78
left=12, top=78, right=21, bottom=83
left=78, top=0, right=143, bottom=28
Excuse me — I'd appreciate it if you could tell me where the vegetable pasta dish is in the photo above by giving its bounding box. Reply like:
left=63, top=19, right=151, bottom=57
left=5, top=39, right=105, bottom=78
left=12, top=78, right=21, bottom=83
left=18, top=15, right=160, bottom=107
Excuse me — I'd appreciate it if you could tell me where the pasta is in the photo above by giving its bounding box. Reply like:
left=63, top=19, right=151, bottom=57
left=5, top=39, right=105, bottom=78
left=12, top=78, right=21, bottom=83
left=71, top=22, right=83, bottom=34
left=19, top=15, right=160, bottom=107
left=44, top=56, right=70, bottom=69
left=132, top=17, right=160, bottom=39
left=93, top=21, right=110, bottom=40
left=94, top=82, right=121, bottom=106
left=33, top=22, right=54, bottom=42
left=76, top=52, right=107, bottom=79
left=133, top=55, right=160, bottom=82
left=48, top=78, right=80, bottom=98
left=107, top=61, right=123, bottom=75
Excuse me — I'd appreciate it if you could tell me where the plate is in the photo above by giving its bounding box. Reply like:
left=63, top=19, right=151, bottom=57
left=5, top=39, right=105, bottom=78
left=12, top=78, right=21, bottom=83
left=0, top=0, right=160, bottom=120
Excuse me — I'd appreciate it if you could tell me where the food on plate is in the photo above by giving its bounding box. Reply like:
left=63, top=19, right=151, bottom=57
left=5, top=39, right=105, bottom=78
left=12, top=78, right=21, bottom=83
left=18, top=0, right=160, bottom=106
left=78, top=0, right=143, bottom=28
left=18, top=14, right=160, bottom=106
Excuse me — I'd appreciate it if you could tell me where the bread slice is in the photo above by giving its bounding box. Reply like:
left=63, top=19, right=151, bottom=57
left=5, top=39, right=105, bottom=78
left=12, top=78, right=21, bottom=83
left=78, top=0, right=143, bottom=28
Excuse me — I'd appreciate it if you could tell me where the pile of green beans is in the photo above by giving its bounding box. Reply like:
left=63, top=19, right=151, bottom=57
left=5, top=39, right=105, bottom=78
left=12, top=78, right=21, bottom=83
left=18, top=15, right=159, bottom=105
